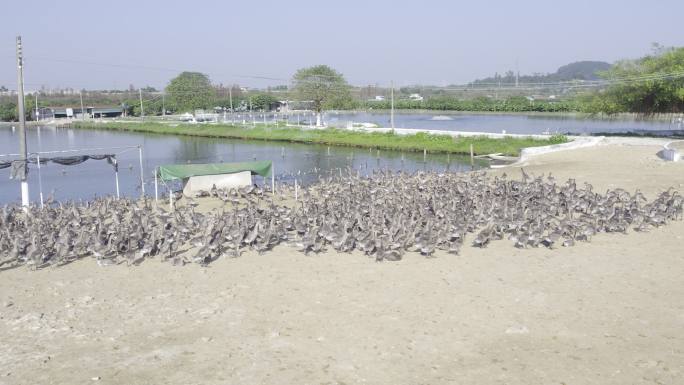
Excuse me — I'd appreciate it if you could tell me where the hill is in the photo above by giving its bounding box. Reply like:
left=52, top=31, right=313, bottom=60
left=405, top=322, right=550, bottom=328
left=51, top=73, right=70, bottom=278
left=554, top=61, right=612, bottom=81
left=472, top=60, right=611, bottom=85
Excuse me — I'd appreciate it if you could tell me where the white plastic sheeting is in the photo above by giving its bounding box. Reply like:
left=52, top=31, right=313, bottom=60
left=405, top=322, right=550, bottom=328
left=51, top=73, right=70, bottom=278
left=182, top=171, right=252, bottom=195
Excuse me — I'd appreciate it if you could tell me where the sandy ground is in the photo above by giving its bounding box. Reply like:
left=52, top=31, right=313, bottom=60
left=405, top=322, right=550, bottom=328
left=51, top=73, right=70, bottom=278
left=2, top=140, right=684, bottom=385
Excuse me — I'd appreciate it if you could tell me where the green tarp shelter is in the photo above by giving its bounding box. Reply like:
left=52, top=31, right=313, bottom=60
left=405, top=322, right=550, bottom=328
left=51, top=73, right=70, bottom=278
left=158, top=160, right=272, bottom=181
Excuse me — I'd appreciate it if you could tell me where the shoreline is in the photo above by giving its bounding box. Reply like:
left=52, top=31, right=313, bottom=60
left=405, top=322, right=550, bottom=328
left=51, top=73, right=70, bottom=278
left=64, top=120, right=567, bottom=157
left=2, top=110, right=682, bottom=126
left=330, top=109, right=684, bottom=121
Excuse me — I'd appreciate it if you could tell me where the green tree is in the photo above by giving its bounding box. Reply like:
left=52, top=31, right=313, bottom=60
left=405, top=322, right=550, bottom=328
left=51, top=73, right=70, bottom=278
left=0, top=100, right=17, bottom=121
left=24, top=97, right=36, bottom=120
left=166, top=72, right=216, bottom=113
left=291, top=65, right=351, bottom=126
left=250, top=93, right=279, bottom=111
left=594, top=46, right=684, bottom=113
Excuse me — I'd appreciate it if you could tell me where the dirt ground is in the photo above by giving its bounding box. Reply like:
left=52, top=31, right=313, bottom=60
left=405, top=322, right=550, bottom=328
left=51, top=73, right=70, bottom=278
left=2, top=140, right=684, bottom=385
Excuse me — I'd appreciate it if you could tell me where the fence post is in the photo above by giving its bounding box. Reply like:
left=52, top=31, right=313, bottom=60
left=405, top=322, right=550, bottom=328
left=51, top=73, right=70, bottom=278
left=37, top=154, right=44, bottom=208
left=154, top=167, right=158, bottom=202
left=271, top=164, right=275, bottom=195
left=138, top=146, right=145, bottom=197
left=114, top=159, right=120, bottom=199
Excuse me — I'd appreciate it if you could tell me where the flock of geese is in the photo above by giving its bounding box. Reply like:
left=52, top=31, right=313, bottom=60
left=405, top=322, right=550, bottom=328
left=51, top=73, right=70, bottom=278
left=0, top=170, right=681, bottom=269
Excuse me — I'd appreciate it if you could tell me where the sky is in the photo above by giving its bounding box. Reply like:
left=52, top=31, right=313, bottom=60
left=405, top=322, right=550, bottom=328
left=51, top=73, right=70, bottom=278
left=1, top=0, right=683, bottom=91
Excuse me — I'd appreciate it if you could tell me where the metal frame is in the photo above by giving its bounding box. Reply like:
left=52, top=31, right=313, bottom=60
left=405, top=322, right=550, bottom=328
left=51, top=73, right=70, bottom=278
left=1, top=145, right=144, bottom=206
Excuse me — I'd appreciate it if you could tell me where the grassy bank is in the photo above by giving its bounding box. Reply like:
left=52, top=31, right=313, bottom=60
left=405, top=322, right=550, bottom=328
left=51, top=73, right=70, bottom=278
left=70, top=121, right=567, bottom=156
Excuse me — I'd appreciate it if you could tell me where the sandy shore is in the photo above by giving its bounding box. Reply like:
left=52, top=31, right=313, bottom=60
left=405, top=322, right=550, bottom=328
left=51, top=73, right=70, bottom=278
left=1, top=140, right=684, bottom=385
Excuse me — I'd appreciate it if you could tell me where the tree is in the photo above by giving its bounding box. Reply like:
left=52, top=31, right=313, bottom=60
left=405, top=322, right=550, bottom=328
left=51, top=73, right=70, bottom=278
left=593, top=46, right=684, bottom=113
left=0, top=100, right=17, bottom=121
left=291, top=65, right=351, bottom=126
left=166, top=72, right=216, bottom=113
left=251, top=93, right=279, bottom=111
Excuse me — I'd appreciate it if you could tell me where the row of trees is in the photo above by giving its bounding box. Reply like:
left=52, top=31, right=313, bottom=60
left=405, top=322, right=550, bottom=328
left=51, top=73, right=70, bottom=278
left=0, top=97, right=41, bottom=121
left=364, top=96, right=579, bottom=113
left=163, top=66, right=353, bottom=125
left=127, top=48, right=684, bottom=117
left=164, top=72, right=282, bottom=113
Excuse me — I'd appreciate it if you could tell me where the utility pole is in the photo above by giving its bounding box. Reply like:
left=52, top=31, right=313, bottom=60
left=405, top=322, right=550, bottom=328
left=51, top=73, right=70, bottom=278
left=229, top=86, right=233, bottom=112
left=35, top=93, right=38, bottom=121
left=515, top=59, right=519, bottom=88
left=229, top=86, right=234, bottom=124
left=139, top=88, right=144, bottom=122
left=16, top=36, right=29, bottom=208
left=390, top=80, right=395, bottom=129
left=79, top=91, right=85, bottom=120
left=162, top=93, right=165, bottom=120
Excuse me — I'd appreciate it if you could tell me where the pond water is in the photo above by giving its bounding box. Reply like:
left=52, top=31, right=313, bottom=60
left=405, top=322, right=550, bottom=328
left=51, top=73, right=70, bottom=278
left=0, top=126, right=483, bottom=205
left=4, top=111, right=680, bottom=204
left=301, top=111, right=682, bottom=135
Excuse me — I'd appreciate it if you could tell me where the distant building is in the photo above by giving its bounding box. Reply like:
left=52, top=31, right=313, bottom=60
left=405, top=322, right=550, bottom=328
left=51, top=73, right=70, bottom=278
left=31, top=106, right=124, bottom=120
left=374, top=96, right=385, bottom=101
left=90, top=107, right=125, bottom=118
left=277, top=100, right=289, bottom=112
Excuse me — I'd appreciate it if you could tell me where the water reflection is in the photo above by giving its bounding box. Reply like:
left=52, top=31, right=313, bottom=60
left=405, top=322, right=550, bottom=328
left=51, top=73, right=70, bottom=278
left=0, top=126, right=483, bottom=204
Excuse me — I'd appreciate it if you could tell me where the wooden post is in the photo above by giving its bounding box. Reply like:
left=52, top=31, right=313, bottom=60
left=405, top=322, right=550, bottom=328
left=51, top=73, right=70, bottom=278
left=470, top=144, right=474, bottom=170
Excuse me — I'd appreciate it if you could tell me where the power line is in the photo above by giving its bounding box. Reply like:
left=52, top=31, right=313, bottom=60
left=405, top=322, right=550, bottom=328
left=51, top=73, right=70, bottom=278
left=24, top=56, right=289, bottom=82
left=7, top=54, right=684, bottom=95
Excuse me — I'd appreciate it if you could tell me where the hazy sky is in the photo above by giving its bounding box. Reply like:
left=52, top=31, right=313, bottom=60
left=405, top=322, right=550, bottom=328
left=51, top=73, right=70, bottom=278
left=2, top=0, right=683, bottom=90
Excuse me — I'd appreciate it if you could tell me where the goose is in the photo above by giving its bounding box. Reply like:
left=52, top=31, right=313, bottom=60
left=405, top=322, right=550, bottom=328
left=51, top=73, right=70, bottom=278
left=0, top=170, right=681, bottom=268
